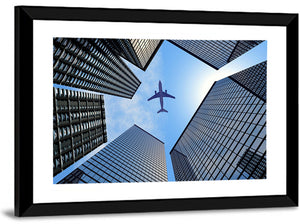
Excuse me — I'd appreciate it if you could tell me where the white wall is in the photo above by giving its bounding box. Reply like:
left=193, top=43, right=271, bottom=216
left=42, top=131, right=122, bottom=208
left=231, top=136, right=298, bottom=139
left=1, top=0, right=299, bottom=223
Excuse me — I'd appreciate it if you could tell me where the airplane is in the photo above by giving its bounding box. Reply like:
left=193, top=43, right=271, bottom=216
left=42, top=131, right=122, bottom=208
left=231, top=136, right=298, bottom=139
left=147, top=80, right=175, bottom=113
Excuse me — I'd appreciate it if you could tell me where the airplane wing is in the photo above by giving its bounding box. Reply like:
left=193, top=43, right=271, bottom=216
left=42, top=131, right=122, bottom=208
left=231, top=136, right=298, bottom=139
left=161, top=92, right=175, bottom=99
left=147, top=92, right=160, bottom=101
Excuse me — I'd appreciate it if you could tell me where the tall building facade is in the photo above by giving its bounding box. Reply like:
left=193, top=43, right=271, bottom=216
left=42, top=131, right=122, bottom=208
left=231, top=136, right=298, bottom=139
left=53, top=87, right=107, bottom=176
left=105, top=39, right=163, bottom=71
left=170, top=61, right=266, bottom=181
left=168, top=40, right=263, bottom=70
left=59, top=125, right=168, bottom=183
left=53, top=38, right=141, bottom=99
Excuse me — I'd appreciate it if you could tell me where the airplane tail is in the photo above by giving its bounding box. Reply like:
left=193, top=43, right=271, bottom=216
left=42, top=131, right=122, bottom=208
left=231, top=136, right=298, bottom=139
left=157, top=108, right=168, bottom=113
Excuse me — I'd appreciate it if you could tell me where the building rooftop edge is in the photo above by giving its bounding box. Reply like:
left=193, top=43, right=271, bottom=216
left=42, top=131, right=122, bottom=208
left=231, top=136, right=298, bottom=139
left=133, top=124, right=165, bottom=145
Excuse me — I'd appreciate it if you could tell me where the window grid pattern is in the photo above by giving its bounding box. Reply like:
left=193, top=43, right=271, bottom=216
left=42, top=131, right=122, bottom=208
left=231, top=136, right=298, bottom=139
left=53, top=38, right=141, bottom=99
left=59, top=125, right=168, bottom=184
left=230, top=61, right=266, bottom=101
left=169, top=40, right=236, bottom=69
left=59, top=168, right=86, bottom=184
left=237, top=149, right=266, bottom=179
left=170, top=149, right=197, bottom=181
left=170, top=62, right=266, bottom=181
left=169, top=40, right=263, bottom=69
left=105, top=39, right=162, bottom=70
left=130, top=39, right=162, bottom=68
left=53, top=87, right=107, bottom=176
left=228, top=41, right=264, bottom=62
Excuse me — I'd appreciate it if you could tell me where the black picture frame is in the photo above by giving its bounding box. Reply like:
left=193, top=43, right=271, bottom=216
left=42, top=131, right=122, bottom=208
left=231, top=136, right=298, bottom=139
left=15, top=5, right=298, bottom=217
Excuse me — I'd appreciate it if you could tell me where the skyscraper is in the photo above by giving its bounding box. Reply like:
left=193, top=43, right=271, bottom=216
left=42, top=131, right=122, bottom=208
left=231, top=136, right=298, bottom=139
left=53, top=38, right=141, bottom=99
left=105, top=39, right=163, bottom=71
left=53, top=87, right=107, bottom=176
left=59, top=125, right=168, bottom=183
left=168, top=40, right=263, bottom=70
left=170, top=61, right=266, bottom=181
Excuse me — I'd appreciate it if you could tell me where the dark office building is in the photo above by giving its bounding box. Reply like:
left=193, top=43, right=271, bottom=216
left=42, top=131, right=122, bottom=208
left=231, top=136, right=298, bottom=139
left=105, top=39, right=163, bottom=71
left=59, top=125, right=168, bottom=183
left=170, top=61, right=266, bottom=181
left=168, top=40, right=263, bottom=70
left=53, top=38, right=141, bottom=99
left=53, top=87, right=107, bottom=176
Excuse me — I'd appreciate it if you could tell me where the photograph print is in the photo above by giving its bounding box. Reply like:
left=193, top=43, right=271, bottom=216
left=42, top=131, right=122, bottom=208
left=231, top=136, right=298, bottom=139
left=52, top=38, right=266, bottom=184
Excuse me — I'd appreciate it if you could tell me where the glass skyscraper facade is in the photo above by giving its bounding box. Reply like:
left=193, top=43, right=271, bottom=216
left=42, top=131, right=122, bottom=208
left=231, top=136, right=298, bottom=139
left=105, top=39, right=163, bottom=71
left=53, top=87, right=107, bottom=176
left=59, top=125, right=168, bottom=183
left=53, top=38, right=141, bottom=99
left=168, top=40, right=263, bottom=70
left=170, top=61, right=266, bottom=181
left=227, top=41, right=264, bottom=63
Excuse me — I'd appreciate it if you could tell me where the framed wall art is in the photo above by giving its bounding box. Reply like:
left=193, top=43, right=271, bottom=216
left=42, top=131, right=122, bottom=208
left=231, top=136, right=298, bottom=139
left=15, top=6, right=298, bottom=216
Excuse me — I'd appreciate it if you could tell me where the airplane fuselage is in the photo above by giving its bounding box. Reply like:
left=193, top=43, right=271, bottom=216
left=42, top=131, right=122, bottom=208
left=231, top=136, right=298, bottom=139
left=147, top=80, right=175, bottom=113
left=159, top=80, right=163, bottom=92
left=158, top=81, right=164, bottom=110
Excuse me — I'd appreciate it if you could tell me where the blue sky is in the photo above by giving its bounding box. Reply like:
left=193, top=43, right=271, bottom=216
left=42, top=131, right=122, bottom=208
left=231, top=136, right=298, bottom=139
left=54, top=40, right=267, bottom=182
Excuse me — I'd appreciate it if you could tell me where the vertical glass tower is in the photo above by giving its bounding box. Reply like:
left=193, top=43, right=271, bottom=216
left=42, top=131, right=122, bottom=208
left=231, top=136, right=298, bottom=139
left=53, top=87, right=107, bottom=176
left=59, top=125, right=168, bottom=183
left=105, top=39, right=163, bottom=71
left=170, top=61, right=266, bottom=181
left=168, top=40, right=263, bottom=70
left=53, top=38, right=141, bottom=99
